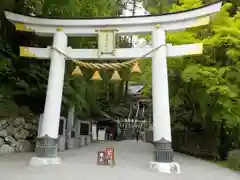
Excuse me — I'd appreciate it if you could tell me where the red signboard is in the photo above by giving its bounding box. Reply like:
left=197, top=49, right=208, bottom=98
left=105, top=147, right=114, bottom=160
left=105, top=147, right=115, bottom=166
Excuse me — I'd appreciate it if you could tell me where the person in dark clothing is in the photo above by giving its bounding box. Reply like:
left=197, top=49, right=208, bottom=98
left=136, top=130, right=140, bottom=142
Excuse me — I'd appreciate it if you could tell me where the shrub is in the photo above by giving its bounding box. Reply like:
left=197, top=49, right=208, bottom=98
left=227, top=149, right=240, bottom=171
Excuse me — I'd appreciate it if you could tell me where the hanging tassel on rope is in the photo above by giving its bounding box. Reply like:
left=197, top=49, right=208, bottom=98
left=72, top=66, right=83, bottom=76
left=111, top=70, right=122, bottom=81
left=91, top=70, right=102, bottom=80
left=131, top=61, right=141, bottom=73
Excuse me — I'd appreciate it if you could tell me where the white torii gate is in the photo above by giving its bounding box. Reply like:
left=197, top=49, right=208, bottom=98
left=4, top=1, right=222, bottom=173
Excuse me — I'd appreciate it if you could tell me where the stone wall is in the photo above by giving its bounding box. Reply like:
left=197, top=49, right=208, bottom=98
left=0, top=117, right=38, bottom=154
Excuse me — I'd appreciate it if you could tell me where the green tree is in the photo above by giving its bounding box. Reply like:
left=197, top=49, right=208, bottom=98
left=0, top=0, right=126, bottom=120
left=140, top=0, right=240, bottom=156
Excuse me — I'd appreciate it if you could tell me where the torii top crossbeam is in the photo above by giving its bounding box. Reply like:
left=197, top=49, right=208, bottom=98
left=5, top=1, right=222, bottom=36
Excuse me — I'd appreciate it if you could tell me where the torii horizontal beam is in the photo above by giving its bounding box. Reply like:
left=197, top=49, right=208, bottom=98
left=19, top=43, right=203, bottom=60
left=4, top=1, right=222, bottom=36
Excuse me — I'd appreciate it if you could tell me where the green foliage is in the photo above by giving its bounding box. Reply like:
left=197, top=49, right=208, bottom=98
left=43, top=0, right=120, bottom=17
left=143, top=0, right=175, bottom=14
left=227, top=149, right=240, bottom=171
left=0, top=0, right=127, bottom=120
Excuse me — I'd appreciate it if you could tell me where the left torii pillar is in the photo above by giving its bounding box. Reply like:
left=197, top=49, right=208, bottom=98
left=29, top=28, right=67, bottom=166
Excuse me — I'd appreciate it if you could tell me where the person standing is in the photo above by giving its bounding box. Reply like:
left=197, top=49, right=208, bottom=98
left=136, top=130, right=140, bottom=142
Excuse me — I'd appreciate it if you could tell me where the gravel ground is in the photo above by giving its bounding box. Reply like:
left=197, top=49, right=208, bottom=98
left=0, top=140, right=239, bottom=180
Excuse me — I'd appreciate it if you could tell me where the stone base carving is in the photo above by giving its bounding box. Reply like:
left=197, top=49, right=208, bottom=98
left=35, top=135, right=58, bottom=157
left=29, top=156, right=63, bottom=166
left=153, top=138, right=173, bottom=162
left=149, top=161, right=180, bottom=174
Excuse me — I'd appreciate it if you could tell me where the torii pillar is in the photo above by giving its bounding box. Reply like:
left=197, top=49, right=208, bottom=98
left=30, top=29, right=68, bottom=165
left=150, top=25, right=178, bottom=173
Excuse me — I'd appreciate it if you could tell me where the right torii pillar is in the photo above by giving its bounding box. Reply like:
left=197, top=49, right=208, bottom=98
left=150, top=25, right=180, bottom=173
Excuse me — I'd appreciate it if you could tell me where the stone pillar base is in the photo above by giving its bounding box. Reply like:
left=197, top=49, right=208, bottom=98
left=29, top=156, right=63, bottom=166
left=153, top=138, right=173, bottom=162
left=149, top=161, right=180, bottom=174
left=35, top=135, right=58, bottom=157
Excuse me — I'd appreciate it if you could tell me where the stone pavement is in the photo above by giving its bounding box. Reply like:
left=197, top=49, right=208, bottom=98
left=0, top=140, right=239, bottom=180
